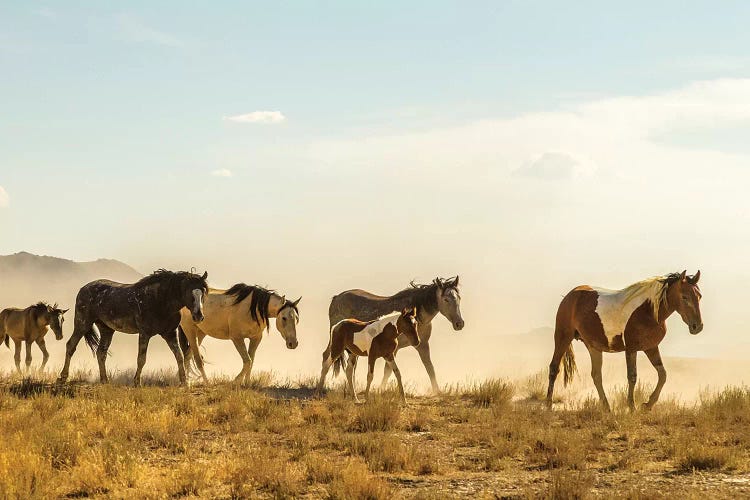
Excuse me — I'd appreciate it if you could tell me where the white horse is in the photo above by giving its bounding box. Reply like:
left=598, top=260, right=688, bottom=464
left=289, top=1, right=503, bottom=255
left=179, top=284, right=300, bottom=384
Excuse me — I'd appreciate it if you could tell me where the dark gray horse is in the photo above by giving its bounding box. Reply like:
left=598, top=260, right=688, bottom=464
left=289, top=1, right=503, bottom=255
left=58, top=269, right=208, bottom=386
left=328, top=276, right=464, bottom=393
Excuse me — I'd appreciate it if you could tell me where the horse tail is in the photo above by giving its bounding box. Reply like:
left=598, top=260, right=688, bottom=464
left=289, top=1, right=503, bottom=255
left=0, top=310, right=7, bottom=348
left=177, top=325, right=199, bottom=375
left=562, top=344, right=577, bottom=387
left=83, top=325, right=100, bottom=354
left=333, top=351, right=348, bottom=378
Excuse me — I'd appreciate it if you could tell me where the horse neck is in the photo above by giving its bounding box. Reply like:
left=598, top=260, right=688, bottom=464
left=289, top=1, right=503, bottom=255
left=266, top=294, right=285, bottom=318
left=656, top=286, right=678, bottom=323
left=391, top=287, right=438, bottom=323
left=143, top=281, right=184, bottom=312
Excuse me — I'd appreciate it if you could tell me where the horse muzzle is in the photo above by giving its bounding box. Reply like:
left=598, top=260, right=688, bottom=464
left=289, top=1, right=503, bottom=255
left=55, top=333, right=64, bottom=341
left=192, top=312, right=205, bottom=323
left=286, top=340, right=299, bottom=350
left=453, top=319, right=465, bottom=331
left=689, top=323, right=704, bottom=335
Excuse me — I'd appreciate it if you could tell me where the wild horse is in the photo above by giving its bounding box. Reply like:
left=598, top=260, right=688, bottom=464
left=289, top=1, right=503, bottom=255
left=328, top=276, right=463, bottom=393
left=179, top=284, right=300, bottom=385
left=0, top=302, right=68, bottom=372
left=58, top=269, right=209, bottom=386
left=318, top=307, right=420, bottom=403
left=546, top=270, right=703, bottom=411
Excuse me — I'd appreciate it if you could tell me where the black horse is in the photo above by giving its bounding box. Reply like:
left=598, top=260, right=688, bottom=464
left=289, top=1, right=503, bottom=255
left=58, top=269, right=209, bottom=386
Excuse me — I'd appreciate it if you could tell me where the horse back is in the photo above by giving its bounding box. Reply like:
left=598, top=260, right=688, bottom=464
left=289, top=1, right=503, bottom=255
left=329, top=289, right=398, bottom=326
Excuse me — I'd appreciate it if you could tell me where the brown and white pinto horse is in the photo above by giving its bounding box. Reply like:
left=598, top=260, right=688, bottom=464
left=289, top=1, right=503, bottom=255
left=318, top=307, right=420, bottom=404
left=546, top=271, right=703, bottom=411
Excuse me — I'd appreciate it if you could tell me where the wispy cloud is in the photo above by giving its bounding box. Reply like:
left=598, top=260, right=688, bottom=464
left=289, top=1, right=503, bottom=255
left=514, top=152, right=596, bottom=180
left=0, top=186, right=9, bottom=207
left=116, top=14, right=183, bottom=48
left=224, top=111, right=286, bottom=124
left=307, top=78, right=750, bottom=185
left=211, top=169, right=233, bottom=178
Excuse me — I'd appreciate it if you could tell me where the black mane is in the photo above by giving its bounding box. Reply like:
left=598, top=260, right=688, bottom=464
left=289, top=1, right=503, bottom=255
left=32, top=301, right=59, bottom=313
left=392, top=276, right=459, bottom=315
left=225, top=283, right=290, bottom=328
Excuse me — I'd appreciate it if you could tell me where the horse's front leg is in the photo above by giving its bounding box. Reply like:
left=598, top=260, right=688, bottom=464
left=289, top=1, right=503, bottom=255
left=161, top=328, right=187, bottom=386
left=626, top=350, right=638, bottom=412
left=24, top=340, right=33, bottom=372
left=416, top=339, right=440, bottom=394
left=385, top=354, right=407, bottom=404
left=243, top=336, right=262, bottom=385
left=13, top=338, right=22, bottom=374
left=133, top=333, right=151, bottom=387
left=364, top=354, right=376, bottom=402
left=642, top=347, right=666, bottom=411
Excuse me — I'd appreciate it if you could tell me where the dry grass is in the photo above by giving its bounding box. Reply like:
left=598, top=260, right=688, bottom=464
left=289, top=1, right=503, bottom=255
left=0, top=374, right=748, bottom=498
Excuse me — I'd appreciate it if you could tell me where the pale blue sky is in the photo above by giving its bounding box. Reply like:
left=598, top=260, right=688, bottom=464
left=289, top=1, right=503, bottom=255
left=2, top=2, right=750, bottom=365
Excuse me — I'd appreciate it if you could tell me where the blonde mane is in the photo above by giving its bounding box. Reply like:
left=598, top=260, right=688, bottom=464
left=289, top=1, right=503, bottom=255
left=615, top=275, right=672, bottom=321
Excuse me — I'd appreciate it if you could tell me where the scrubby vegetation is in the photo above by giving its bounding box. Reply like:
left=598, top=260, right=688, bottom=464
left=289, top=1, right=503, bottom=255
left=0, top=370, right=749, bottom=498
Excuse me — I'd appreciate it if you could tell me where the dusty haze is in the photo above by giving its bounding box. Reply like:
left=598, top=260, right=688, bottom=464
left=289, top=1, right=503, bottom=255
left=0, top=252, right=746, bottom=401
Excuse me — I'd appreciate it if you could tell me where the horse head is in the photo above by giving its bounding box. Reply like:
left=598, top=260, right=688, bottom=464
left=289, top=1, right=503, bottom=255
left=183, top=271, right=209, bottom=323
left=45, top=303, right=68, bottom=340
left=668, top=270, right=703, bottom=334
left=435, top=276, right=464, bottom=331
left=398, top=306, right=420, bottom=347
left=276, top=296, right=301, bottom=349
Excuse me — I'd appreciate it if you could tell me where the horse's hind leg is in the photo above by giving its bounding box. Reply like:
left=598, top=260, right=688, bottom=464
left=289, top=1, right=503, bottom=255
left=546, top=328, right=575, bottom=408
left=59, top=316, right=93, bottom=383
left=161, top=329, right=187, bottom=386
left=587, top=345, right=610, bottom=412
left=12, top=338, right=22, bottom=373
left=133, top=333, right=151, bottom=387
left=36, top=338, right=50, bottom=371
left=231, top=337, right=251, bottom=385
left=642, top=347, right=666, bottom=411
left=317, top=346, right=334, bottom=393
left=95, top=322, right=114, bottom=383
left=346, top=354, right=359, bottom=403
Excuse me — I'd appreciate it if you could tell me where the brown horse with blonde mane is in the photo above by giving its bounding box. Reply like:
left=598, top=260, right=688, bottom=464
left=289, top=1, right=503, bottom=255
left=546, top=270, right=703, bottom=412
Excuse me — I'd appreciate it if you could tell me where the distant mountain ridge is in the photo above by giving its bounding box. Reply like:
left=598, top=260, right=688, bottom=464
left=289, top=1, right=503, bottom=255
left=0, top=251, right=143, bottom=309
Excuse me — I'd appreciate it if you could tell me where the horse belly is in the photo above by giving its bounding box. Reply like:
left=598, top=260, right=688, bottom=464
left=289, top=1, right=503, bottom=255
left=352, top=326, right=378, bottom=354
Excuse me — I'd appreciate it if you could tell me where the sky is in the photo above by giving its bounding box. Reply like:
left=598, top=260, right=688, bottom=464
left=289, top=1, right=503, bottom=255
left=2, top=1, right=750, bottom=380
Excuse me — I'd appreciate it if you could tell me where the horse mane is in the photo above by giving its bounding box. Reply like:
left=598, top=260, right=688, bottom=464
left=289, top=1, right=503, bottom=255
left=33, top=301, right=61, bottom=311
left=392, top=276, right=459, bottom=315
left=135, top=269, right=196, bottom=288
left=619, top=272, right=695, bottom=321
left=224, top=283, right=298, bottom=328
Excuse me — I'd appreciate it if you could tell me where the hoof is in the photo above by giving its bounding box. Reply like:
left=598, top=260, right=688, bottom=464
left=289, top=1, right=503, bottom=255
left=641, top=402, right=653, bottom=411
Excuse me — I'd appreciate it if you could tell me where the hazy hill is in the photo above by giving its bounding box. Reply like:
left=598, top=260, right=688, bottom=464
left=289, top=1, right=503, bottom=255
left=0, top=251, right=142, bottom=310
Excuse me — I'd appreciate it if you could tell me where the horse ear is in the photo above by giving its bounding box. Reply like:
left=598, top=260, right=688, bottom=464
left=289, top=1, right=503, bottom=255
left=692, top=270, right=701, bottom=284
left=679, top=270, right=687, bottom=282
left=201, top=271, right=208, bottom=280
left=292, top=297, right=301, bottom=307
left=453, top=276, right=459, bottom=287
left=62, top=309, right=69, bottom=314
